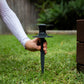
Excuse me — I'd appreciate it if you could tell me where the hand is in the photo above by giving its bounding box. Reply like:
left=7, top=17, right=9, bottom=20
left=25, top=38, right=47, bottom=54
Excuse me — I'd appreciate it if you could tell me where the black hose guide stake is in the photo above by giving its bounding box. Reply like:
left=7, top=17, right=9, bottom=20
left=33, top=24, right=52, bottom=73
left=40, top=38, right=45, bottom=73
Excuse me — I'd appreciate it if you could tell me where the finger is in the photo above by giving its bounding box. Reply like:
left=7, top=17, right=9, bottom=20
left=43, top=48, right=47, bottom=54
left=43, top=47, right=47, bottom=50
left=45, top=51, right=47, bottom=54
left=43, top=42, right=47, bottom=48
left=29, top=46, right=41, bottom=51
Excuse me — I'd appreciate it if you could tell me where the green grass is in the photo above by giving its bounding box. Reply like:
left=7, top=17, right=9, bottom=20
left=0, top=34, right=84, bottom=84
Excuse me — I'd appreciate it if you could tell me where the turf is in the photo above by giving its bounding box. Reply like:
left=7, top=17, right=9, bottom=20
left=0, top=34, right=84, bottom=84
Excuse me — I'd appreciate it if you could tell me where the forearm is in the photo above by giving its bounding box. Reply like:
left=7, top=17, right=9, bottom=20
left=0, top=0, right=30, bottom=47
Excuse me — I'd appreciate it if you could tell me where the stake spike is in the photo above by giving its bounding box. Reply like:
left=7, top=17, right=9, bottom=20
left=33, top=24, right=52, bottom=73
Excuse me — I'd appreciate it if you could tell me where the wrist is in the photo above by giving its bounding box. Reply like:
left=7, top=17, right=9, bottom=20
left=22, top=37, right=31, bottom=48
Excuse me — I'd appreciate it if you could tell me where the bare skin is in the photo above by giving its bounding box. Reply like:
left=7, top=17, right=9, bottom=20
left=25, top=38, right=47, bottom=54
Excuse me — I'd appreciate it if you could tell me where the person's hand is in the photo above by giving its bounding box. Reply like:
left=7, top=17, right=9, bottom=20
left=25, top=38, right=47, bottom=54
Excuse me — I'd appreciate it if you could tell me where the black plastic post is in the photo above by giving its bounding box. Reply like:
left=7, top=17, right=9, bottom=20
left=33, top=24, right=52, bottom=73
left=40, top=38, right=45, bottom=73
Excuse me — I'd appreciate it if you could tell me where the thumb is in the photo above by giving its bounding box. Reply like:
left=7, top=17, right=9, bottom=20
left=36, top=45, right=41, bottom=51
left=33, top=38, right=40, bottom=42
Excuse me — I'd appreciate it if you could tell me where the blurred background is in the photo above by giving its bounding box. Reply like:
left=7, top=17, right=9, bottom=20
left=0, top=0, right=84, bottom=34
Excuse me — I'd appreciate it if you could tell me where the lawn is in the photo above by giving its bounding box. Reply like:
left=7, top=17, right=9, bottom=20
left=0, top=34, right=84, bottom=84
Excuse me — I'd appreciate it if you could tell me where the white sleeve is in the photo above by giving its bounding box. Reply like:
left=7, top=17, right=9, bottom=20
left=0, top=0, right=30, bottom=47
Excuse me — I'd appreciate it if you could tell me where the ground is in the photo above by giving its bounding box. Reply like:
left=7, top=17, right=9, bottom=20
left=0, top=34, right=84, bottom=84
